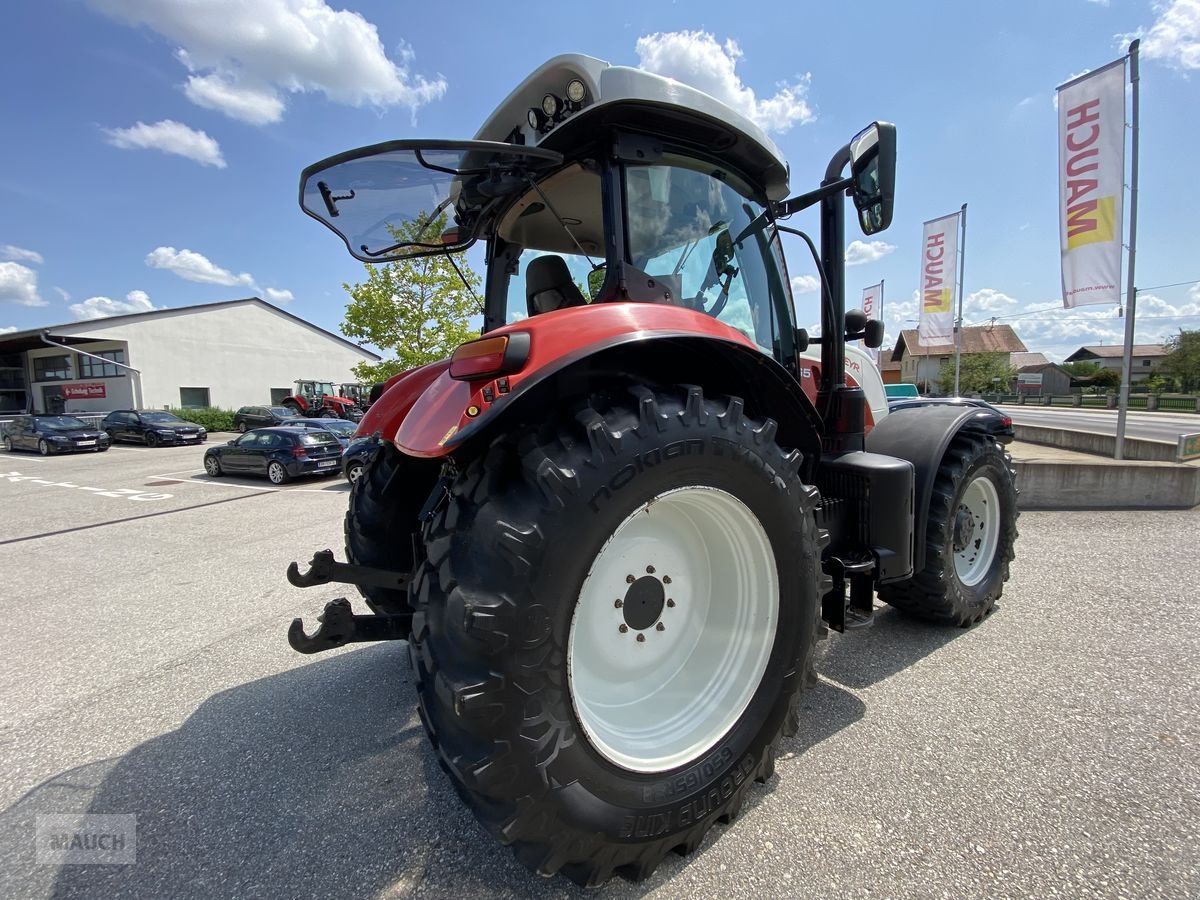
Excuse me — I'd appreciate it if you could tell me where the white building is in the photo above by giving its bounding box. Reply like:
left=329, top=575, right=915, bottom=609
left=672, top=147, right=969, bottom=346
left=0, top=298, right=380, bottom=415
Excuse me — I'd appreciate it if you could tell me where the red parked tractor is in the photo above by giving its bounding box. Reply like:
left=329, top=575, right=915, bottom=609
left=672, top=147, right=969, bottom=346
left=280, top=379, right=361, bottom=419
left=285, top=54, right=1019, bottom=886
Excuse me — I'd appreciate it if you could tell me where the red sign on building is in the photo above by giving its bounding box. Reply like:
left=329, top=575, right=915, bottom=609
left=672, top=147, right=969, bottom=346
left=61, top=382, right=107, bottom=400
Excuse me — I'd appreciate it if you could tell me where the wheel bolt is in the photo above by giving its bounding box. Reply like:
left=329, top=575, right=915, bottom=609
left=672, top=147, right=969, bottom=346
left=626, top=574, right=635, bottom=584
left=656, top=622, right=665, bottom=632
left=646, top=565, right=656, bottom=574
left=614, top=599, right=623, bottom=608
left=663, top=576, right=671, bottom=584
left=619, top=624, right=628, bottom=633
left=666, top=599, right=675, bottom=608
left=636, top=634, right=646, bottom=642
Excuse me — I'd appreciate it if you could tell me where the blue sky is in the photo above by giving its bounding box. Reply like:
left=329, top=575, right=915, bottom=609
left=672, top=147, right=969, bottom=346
left=1, top=0, right=1198, bottom=362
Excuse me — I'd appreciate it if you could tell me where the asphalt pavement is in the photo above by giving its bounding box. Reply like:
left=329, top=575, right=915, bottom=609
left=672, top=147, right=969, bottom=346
left=0, top=439, right=1196, bottom=899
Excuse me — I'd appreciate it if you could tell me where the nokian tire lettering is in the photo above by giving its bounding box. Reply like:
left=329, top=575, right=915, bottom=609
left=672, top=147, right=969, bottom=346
left=407, top=384, right=827, bottom=886
left=878, top=432, right=1019, bottom=626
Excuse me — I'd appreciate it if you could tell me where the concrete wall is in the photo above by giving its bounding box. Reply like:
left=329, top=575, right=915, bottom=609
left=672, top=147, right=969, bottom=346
left=1014, top=458, right=1200, bottom=510
left=67, top=303, right=376, bottom=411
left=1013, top=423, right=1178, bottom=462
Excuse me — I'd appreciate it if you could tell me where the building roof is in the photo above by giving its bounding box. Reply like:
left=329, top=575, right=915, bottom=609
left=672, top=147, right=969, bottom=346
left=1065, top=344, right=1169, bottom=361
left=1019, top=361, right=1070, bottom=374
left=879, top=357, right=902, bottom=372
left=891, top=325, right=1027, bottom=361
left=0, top=298, right=380, bottom=360
left=1009, top=351, right=1050, bottom=369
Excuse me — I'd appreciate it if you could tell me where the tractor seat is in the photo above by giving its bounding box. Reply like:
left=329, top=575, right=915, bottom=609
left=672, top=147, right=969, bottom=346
left=526, top=255, right=588, bottom=316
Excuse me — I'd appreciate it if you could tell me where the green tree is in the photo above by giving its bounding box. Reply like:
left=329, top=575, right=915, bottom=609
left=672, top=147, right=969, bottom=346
left=1091, top=368, right=1121, bottom=390
left=340, top=218, right=482, bottom=384
left=1062, top=360, right=1101, bottom=377
left=1159, top=329, right=1200, bottom=393
left=937, top=352, right=1017, bottom=395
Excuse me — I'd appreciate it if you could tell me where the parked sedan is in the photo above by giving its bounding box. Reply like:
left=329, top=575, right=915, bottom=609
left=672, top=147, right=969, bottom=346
left=203, top=427, right=343, bottom=484
left=341, top=434, right=381, bottom=483
left=886, top=396, right=1015, bottom=444
left=2, top=415, right=111, bottom=455
left=102, top=410, right=207, bottom=446
left=234, top=405, right=299, bottom=432
left=277, top=417, right=358, bottom=448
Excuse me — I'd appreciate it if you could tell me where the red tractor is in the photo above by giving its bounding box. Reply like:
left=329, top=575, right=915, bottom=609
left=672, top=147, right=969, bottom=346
left=286, top=54, right=1019, bottom=886
left=280, top=379, right=361, bottom=419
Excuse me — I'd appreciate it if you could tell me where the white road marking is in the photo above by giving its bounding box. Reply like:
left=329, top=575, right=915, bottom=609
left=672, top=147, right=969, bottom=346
left=0, top=472, right=172, bottom=501
left=148, top=470, right=346, bottom=495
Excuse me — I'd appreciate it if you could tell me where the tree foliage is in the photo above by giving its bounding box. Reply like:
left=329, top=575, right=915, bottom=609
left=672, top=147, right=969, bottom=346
left=1091, top=368, right=1121, bottom=389
left=1159, top=329, right=1200, bottom=392
left=1062, top=360, right=1101, bottom=377
left=937, top=352, right=1018, bottom=394
left=340, top=217, right=482, bottom=384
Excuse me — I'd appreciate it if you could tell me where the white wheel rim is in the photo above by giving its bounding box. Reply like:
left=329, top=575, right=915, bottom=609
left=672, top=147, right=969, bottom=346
left=348, top=464, right=362, bottom=482
left=269, top=464, right=284, bottom=483
left=205, top=459, right=218, bottom=475
left=953, top=475, right=1001, bottom=587
left=568, top=486, right=778, bottom=773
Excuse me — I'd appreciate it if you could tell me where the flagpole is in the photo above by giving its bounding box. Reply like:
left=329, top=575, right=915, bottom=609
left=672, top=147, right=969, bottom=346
left=1115, top=39, right=1140, bottom=460
left=953, top=203, right=968, bottom=396
left=879, top=278, right=885, bottom=368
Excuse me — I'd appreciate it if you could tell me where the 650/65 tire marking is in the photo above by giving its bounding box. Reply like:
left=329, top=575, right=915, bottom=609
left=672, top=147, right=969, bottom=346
left=1, top=472, right=172, bottom=501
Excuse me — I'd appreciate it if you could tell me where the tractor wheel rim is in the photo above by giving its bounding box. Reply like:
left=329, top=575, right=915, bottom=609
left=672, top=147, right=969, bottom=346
left=953, top=474, right=1001, bottom=587
left=568, top=486, right=778, bottom=773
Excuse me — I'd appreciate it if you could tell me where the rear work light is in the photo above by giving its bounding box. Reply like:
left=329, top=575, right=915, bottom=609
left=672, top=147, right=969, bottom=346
left=449, top=332, right=531, bottom=381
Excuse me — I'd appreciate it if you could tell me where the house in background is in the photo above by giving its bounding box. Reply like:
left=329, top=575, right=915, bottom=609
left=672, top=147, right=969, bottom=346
left=890, top=325, right=1027, bottom=394
left=1064, top=344, right=1169, bottom=382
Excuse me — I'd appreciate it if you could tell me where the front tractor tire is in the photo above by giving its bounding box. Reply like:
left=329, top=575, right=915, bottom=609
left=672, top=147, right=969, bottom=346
left=409, top=384, right=826, bottom=886
left=879, top=432, right=1019, bottom=626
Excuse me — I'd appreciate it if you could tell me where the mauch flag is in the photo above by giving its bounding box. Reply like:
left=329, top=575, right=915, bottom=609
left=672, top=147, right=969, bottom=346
left=1057, top=60, right=1125, bottom=308
left=861, top=282, right=882, bottom=362
left=919, top=212, right=959, bottom=345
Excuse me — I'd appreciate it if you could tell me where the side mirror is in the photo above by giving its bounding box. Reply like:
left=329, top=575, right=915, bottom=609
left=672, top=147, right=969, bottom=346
left=863, top=319, right=885, bottom=349
left=849, top=122, right=896, bottom=235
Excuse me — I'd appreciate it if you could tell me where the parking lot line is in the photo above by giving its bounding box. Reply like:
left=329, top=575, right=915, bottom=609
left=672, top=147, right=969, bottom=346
left=147, top=470, right=347, bottom=495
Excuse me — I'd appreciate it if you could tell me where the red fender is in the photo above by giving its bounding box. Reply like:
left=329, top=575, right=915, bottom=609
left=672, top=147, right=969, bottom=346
left=381, top=303, right=762, bottom=458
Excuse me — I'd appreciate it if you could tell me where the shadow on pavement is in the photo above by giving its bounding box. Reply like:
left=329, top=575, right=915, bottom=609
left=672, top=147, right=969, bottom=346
left=0, top=606, right=975, bottom=899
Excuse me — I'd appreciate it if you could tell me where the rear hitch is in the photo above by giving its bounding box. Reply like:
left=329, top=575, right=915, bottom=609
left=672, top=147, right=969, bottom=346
left=288, top=597, right=410, bottom=654
left=287, top=548, right=409, bottom=592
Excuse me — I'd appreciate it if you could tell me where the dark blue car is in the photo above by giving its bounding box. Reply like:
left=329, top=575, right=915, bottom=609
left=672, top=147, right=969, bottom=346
left=203, top=427, right=343, bottom=484
left=341, top=434, right=382, bottom=483
left=277, top=417, right=357, bottom=449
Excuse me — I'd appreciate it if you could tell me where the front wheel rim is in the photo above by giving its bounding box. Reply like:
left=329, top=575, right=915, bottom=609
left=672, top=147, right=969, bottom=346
left=348, top=464, right=363, bottom=482
left=952, top=474, right=1001, bottom=587
left=205, top=458, right=219, bottom=476
left=39, top=441, right=48, bottom=455
left=568, top=486, right=778, bottom=774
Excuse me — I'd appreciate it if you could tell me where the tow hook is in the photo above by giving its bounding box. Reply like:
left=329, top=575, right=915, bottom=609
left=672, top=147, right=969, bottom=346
left=287, top=548, right=409, bottom=591
left=288, top=597, right=410, bottom=654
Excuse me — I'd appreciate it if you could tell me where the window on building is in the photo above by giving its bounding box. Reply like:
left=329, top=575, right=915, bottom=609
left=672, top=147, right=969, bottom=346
left=179, top=387, right=211, bottom=409
left=78, top=349, right=127, bottom=378
left=33, top=355, right=72, bottom=382
left=1142, top=359, right=1152, bottom=367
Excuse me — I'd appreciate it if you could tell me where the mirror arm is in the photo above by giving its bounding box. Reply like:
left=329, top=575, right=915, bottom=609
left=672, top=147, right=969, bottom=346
left=773, top=177, right=852, bottom=219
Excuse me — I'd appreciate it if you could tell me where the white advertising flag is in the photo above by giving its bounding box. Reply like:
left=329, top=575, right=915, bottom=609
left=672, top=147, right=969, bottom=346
left=861, top=282, right=882, bottom=364
left=918, top=212, right=959, bottom=345
left=1057, top=60, right=1125, bottom=308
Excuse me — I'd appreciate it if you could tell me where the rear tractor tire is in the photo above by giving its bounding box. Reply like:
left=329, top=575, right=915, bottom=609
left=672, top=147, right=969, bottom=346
left=408, top=384, right=827, bottom=886
left=879, top=432, right=1018, bottom=626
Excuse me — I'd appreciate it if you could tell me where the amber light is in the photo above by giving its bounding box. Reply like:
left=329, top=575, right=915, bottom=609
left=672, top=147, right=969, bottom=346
left=449, top=333, right=530, bottom=381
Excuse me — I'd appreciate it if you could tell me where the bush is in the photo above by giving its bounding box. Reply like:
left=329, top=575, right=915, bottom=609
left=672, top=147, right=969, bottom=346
left=167, top=407, right=237, bottom=432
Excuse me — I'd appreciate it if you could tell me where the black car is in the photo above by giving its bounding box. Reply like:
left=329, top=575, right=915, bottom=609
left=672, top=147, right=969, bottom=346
left=277, top=417, right=357, bottom=449
left=2, top=415, right=111, bottom=455
left=341, top=434, right=382, bottom=483
left=234, top=405, right=299, bottom=432
left=102, top=410, right=207, bottom=446
left=885, top=397, right=1015, bottom=444
left=203, top=427, right=343, bottom=484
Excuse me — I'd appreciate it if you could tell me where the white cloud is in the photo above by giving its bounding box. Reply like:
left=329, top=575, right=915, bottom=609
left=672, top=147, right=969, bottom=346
left=89, top=0, right=447, bottom=123
left=0, top=262, right=47, bottom=307
left=145, top=246, right=254, bottom=287
left=790, top=274, right=820, bottom=295
left=0, top=326, right=17, bottom=335
left=635, top=31, right=814, bottom=133
left=263, top=287, right=294, bottom=304
left=184, top=72, right=285, bottom=125
left=103, top=120, right=226, bottom=168
left=1, top=245, right=44, bottom=265
left=70, top=289, right=161, bottom=321
left=53, top=286, right=71, bottom=302
left=1123, top=0, right=1200, bottom=70
left=845, top=240, right=896, bottom=267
